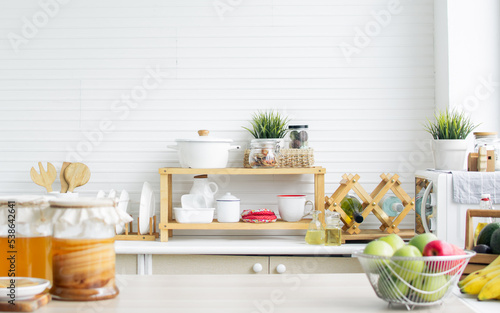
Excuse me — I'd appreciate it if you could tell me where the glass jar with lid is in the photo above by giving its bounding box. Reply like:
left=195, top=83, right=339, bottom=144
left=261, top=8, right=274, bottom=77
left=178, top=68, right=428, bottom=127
left=248, top=139, right=279, bottom=168
left=0, top=196, right=52, bottom=282
left=288, top=125, right=309, bottom=149
left=474, top=132, right=499, bottom=170
left=48, top=198, right=132, bottom=301
left=473, top=132, right=497, bottom=152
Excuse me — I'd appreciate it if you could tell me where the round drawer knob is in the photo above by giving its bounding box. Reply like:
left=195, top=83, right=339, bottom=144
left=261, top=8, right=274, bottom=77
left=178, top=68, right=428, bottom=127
left=252, top=263, right=263, bottom=273
left=276, top=264, right=286, bottom=274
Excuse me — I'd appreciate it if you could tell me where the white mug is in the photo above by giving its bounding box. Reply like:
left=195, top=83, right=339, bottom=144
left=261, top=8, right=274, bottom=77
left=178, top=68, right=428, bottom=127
left=277, top=195, right=313, bottom=222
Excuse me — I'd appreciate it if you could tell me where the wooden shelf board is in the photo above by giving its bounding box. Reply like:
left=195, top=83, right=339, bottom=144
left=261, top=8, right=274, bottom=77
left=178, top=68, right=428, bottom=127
left=160, top=219, right=310, bottom=230
left=469, top=253, right=498, bottom=264
left=343, top=229, right=415, bottom=241
left=158, top=167, right=325, bottom=175
left=115, top=233, right=157, bottom=241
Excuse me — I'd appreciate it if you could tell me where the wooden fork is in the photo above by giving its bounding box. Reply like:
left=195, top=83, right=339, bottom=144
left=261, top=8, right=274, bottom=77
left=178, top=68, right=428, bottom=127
left=30, top=162, right=57, bottom=192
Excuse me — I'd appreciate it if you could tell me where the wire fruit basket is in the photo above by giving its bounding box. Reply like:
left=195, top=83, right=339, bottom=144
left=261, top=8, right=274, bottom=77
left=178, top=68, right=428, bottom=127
left=354, top=250, right=476, bottom=310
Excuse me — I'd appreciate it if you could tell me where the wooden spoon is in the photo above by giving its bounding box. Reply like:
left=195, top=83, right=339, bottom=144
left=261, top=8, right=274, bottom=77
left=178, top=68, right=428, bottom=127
left=64, top=163, right=91, bottom=192
left=60, top=162, right=71, bottom=193
left=30, top=162, right=57, bottom=192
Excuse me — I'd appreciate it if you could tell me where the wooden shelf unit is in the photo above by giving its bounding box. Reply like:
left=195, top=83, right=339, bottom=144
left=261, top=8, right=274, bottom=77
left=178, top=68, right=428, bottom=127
left=158, top=167, right=326, bottom=242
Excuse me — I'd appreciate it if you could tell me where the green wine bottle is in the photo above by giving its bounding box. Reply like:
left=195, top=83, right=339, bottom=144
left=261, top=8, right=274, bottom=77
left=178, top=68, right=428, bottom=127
left=340, top=194, right=364, bottom=223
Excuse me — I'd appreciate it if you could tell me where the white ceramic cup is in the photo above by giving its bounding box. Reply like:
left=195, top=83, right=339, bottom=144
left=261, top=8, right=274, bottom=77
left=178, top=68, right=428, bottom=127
left=277, top=195, right=313, bottom=222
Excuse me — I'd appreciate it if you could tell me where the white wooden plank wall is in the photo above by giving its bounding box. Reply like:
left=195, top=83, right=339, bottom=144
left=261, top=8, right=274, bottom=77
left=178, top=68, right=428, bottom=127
left=0, top=0, right=434, bottom=230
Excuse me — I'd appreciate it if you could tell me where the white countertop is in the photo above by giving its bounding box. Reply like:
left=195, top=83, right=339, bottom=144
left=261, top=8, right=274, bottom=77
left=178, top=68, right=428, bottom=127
left=35, top=274, right=492, bottom=313
left=115, top=236, right=367, bottom=255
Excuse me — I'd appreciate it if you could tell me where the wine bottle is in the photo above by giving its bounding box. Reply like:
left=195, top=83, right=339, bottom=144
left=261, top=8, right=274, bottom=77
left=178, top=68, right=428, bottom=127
left=379, top=195, right=404, bottom=217
left=340, top=193, right=364, bottom=223
left=474, top=194, right=494, bottom=244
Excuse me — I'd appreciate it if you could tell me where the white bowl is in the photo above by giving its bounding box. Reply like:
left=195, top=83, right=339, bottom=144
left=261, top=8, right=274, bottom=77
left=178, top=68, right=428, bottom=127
left=0, top=277, right=50, bottom=301
left=174, top=207, right=214, bottom=223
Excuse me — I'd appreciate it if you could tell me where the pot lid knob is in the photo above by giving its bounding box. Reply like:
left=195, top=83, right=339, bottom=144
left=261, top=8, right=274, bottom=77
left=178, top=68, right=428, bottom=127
left=198, top=130, right=209, bottom=136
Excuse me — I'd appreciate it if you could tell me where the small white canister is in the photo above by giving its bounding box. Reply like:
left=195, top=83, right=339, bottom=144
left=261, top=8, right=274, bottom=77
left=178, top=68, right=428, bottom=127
left=216, top=192, right=240, bottom=223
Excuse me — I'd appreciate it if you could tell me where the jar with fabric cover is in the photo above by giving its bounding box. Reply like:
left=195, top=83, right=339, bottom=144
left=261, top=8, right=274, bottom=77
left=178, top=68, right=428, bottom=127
left=248, top=139, right=279, bottom=168
left=48, top=198, right=132, bottom=301
left=0, top=196, right=52, bottom=282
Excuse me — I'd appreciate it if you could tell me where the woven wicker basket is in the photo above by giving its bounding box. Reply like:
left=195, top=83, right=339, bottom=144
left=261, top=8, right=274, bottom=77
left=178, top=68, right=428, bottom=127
left=243, top=148, right=314, bottom=168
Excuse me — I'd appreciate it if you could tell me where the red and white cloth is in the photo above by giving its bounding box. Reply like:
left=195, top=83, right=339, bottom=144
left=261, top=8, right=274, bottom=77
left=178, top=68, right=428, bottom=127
left=241, top=209, right=277, bottom=223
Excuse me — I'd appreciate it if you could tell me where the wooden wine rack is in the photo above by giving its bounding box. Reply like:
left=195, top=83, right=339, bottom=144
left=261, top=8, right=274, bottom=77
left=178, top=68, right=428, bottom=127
left=325, top=173, right=415, bottom=238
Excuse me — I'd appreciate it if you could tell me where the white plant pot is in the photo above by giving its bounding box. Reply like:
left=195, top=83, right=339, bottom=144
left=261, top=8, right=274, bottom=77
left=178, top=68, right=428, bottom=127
left=432, top=139, right=467, bottom=170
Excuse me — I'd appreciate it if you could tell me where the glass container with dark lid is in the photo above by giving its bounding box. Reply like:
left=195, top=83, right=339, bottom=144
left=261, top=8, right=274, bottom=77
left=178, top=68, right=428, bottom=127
left=288, top=125, right=309, bottom=149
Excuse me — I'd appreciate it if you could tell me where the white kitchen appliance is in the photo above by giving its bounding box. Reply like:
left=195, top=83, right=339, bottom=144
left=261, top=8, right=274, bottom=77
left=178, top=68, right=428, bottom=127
left=414, top=170, right=484, bottom=249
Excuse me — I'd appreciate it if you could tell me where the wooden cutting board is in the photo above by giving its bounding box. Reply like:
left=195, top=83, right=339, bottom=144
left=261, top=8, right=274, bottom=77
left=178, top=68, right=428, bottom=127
left=0, top=291, right=50, bottom=312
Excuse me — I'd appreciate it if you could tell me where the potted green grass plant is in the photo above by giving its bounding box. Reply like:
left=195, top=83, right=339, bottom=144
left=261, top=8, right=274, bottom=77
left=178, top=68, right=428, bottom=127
left=423, top=109, right=478, bottom=170
left=243, top=110, right=290, bottom=140
left=243, top=110, right=290, bottom=148
left=242, top=110, right=290, bottom=168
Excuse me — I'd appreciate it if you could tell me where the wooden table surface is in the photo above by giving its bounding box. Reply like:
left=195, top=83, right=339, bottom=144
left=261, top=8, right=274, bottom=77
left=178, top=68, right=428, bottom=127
left=35, top=274, right=478, bottom=313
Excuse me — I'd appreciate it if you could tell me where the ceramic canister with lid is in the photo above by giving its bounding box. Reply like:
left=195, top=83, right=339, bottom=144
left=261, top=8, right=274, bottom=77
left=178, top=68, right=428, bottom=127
left=48, top=197, right=132, bottom=301
left=0, top=196, right=52, bottom=282
left=216, top=192, right=241, bottom=223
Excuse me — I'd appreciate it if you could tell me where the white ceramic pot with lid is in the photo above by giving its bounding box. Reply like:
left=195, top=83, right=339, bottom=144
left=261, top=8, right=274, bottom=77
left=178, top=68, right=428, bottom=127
left=168, top=130, right=240, bottom=168
left=216, top=192, right=241, bottom=223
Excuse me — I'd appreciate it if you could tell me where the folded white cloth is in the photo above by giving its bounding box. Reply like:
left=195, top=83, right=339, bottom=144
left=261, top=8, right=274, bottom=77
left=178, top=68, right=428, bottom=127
left=451, top=171, right=500, bottom=204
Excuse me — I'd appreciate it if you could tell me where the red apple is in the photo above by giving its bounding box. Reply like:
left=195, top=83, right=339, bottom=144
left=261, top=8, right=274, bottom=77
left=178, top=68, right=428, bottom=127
left=451, top=244, right=466, bottom=255
left=423, top=240, right=454, bottom=256
left=423, top=240, right=465, bottom=274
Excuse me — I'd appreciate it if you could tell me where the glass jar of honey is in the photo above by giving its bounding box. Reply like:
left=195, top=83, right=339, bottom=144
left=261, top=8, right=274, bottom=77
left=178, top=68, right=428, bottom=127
left=0, top=196, right=52, bottom=282
left=48, top=198, right=132, bottom=301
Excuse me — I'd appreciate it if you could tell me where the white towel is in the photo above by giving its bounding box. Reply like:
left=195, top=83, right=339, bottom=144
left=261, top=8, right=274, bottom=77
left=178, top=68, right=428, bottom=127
left=451, top=171, right=500, bottom=204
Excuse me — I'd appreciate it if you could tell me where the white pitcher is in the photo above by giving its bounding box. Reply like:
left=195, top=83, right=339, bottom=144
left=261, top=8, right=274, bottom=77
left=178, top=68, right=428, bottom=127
left=189, top=175, right=218, bottom=208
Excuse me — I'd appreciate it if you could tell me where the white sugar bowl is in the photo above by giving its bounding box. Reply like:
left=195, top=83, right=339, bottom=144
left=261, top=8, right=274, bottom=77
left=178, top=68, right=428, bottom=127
left=216, top=192, right=241, bottom=223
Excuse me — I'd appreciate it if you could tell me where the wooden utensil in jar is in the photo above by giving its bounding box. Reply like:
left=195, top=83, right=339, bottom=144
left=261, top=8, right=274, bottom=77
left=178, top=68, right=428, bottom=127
left=30, top=162, right=57, bottom=192
left=64, top=163, right=91, bottom=192
left=60, top=162, right=71, bottom=193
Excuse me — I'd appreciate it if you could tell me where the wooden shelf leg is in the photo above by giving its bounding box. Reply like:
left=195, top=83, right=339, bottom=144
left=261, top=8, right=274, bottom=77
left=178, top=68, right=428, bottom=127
left=315, top=171, right=325, bottom=225
left=160, top=173, right=172, bottom=242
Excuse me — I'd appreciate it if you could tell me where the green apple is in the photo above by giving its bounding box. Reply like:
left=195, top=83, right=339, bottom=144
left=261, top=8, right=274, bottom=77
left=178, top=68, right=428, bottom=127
left=377, top=275, right=410, bottom=300
left=379, top=234, right=405, bottom=253
left=363, top=240, right=394, bottom=271
left=413, top=275, right=449, bottom=302
left=392, top=245, right=425, bottom=281
left=408, top=233, right=438, bottom=254
left=363, top=240, right=394, bottom=257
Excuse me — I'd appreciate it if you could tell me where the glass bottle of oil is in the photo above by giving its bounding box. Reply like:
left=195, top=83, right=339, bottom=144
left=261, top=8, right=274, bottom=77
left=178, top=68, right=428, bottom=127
left=474, top=194, right=494, bottom=244
left=325, top=210, right=342, bottom=246
left=305, top=210, right=325, bottom=245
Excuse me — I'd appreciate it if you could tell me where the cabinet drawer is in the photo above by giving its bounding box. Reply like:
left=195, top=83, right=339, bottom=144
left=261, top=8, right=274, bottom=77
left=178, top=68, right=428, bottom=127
left=152, top=255, right=269, bottom=275
left=116, top=254, right=139, bottom=275
left=269, top=256, right=363, bottom=274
